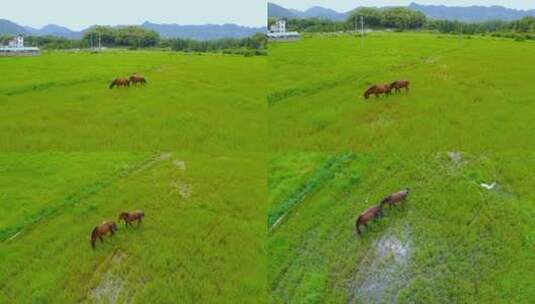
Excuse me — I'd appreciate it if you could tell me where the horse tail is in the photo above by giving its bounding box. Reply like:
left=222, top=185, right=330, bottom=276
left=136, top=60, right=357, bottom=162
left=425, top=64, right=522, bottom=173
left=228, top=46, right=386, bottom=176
left=356, top=215, right=362, bottom=235
left=109, top=81, right=116, bottom=89
left=91, top=227, right=98, bottom=248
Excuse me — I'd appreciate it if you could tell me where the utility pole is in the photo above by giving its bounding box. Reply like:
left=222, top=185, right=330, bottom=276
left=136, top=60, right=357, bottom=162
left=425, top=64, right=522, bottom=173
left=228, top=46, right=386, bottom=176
left=98, top=32, right=101, bottom=50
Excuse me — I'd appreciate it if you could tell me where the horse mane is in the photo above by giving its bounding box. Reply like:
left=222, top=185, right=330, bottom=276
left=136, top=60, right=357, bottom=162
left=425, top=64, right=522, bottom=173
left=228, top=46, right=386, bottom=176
left=379, top=196, right=391, bottom=206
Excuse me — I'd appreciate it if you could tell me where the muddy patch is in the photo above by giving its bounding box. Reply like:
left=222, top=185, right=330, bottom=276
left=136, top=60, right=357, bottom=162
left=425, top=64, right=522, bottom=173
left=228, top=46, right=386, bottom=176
left=87, top=250, right=130, bottom=304
left=436, top=151, right=468, bottom=172
left=173, top=159, right=186, bottom=171
left=170, top=159, right=191, bottom=199
left=170, top=181, right=192, bottom=199
left=347, top=226, right=412, bottom=304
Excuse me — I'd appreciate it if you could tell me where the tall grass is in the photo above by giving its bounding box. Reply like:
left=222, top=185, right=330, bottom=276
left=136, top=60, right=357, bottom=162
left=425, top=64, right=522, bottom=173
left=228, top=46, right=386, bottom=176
left=268, top=152, right=535, bottom=303
left=268, top=33, right=535, bottom=152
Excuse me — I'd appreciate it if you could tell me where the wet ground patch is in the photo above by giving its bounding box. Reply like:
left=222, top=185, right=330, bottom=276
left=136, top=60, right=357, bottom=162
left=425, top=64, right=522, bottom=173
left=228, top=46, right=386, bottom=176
left=347, top=223, right=412, bottom=304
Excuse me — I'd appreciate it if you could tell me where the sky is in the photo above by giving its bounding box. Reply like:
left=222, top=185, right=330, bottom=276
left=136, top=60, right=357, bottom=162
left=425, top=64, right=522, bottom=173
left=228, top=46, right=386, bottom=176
left=271, top=1, right=535, bottom=12
left=2, top=0, right=266, bottom=30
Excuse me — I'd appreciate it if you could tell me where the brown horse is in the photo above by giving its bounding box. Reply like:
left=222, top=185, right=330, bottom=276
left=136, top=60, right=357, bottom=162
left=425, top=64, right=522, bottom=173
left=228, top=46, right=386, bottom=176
left=129, top=75, right=147, bottom=85
left=381, top=188, right=410, bottom=207
left=118, top=210, right=144, bottom=227
left=363, top=84, right=392, bottom=99
left=356, top=200, right=387, bottom=235
left=390, top=80, right=410, bottom=93
left=91, top=221, right=118, bottom=248
left=109, top=78, right=130, bottom=89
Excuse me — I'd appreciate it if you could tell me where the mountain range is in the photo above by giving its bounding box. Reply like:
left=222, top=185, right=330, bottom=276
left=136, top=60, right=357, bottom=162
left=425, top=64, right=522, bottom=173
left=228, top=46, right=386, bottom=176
left=268, top=2, right=535, bottom=22
left=0, top=19, right=265, bottom=40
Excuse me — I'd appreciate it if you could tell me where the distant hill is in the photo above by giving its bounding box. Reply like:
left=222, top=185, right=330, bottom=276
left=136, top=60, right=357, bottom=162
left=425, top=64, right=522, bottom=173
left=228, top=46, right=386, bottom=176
left=142, top=22, right=264, bottom=40
left=0, top=19, right=265, bottom=40
left=268, top=3, right=347, bottom=21
left=268, top=3, right=299, bottom=19
left=23, top=24, right=81, bottom=39
left=0, top=19, right=29, bottom=35
left=300, top=7, right=348, bottom=21
left=408, top=3, right=535, bottom=22
left=268, top=2, right=535, bottom=22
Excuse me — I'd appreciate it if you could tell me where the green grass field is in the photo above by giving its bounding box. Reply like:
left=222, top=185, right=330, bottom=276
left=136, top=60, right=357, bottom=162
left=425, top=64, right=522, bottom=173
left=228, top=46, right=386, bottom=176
left=0, top=152, right=266, bottom=303
left=0, top=51, right=266, bottom=152
left=268, top=152, right=535, bottom=303
left=268, top=33, right=535, bottom=152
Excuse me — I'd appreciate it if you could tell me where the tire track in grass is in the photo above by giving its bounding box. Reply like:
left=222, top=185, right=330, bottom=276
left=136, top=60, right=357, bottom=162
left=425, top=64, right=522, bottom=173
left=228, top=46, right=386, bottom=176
left=268, top=153, right=355, bottom=233
left=0, top=152, right=170, bottom=242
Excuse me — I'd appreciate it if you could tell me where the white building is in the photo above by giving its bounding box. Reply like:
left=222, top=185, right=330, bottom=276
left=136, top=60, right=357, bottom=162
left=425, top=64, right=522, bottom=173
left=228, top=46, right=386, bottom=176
left=268, top=19, right=300, bottom=42
left=0, top=34, right=40, bottom=56
left=7, top=35, right=24, bottom=48
left=269, top=19, right=287, bottom=33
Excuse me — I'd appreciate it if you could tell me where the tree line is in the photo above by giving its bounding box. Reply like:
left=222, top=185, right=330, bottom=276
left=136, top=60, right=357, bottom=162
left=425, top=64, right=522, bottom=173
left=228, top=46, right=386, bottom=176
left=1, top=26, right=266, bottom=55
left=270, top=7, right=535, bottom=40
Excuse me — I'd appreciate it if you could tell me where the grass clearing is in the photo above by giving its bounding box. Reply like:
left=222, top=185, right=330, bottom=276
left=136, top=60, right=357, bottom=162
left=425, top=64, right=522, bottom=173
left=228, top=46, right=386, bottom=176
left=0, top=51, right=266, bottom=152
left=0, top=152, right=266, bottom=303
left=268, top=152, right=535, bottom=303
left=268, top=33, right=535, bottom=152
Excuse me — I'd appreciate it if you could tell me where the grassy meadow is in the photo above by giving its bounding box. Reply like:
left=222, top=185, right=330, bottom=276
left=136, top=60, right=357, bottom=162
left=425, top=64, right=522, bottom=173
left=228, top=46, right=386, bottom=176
left=0, top=152, right=266, bottom=303
left=268, top=152, right=535, bottom=303
left=0, top=51, right=266, bottom=152
left=268, top=33, right=535, bottom=152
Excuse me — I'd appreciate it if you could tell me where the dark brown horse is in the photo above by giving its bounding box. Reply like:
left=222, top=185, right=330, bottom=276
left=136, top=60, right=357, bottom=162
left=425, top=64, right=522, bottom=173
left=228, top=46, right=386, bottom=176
left=390, top=80, right=410, bottom=93
left=119, top=210, right=144, bottom=227
left=109, top=78, right=130, bottom=89
left=129, top=75, right=147, bottom=85
left=91, top=221, right=118, bottom=248
left=363, top=84, right=392, bottom=99
left=381, top=188, right=410, bottom=207
left=356, top=200, right=387, bottom=235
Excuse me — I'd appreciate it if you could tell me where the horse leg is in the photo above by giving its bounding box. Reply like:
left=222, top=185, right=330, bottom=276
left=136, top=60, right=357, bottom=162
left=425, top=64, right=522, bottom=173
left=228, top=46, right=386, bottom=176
left=99, top=236, right=104, bottom=243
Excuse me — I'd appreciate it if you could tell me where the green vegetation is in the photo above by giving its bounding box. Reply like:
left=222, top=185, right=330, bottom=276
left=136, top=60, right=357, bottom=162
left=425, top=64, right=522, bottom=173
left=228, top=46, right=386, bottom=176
left=347, top=7, right=426, bottom=30
left=273, top=6, right=535, bottom=40
left=268, top=152, right=535, bottom=303
left=268, top=153, right=354, bottom=230
left=12, top=27, right=267, bottom=54
left=160, top=33, right=267, bottom=55
left=0, top=51, right=266, bottom=151
left=83, top=26, right=160, bottom=48
left=0, top=152, right=266, bottom=303
left=268, top=32, right=535, bottom=152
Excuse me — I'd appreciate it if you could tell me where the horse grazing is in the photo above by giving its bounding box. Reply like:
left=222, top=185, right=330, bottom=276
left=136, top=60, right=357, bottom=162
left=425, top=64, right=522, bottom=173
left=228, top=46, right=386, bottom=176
left=129, top=75, right=147, bottom=85
left=91, top=221, right=118, bottom=248
left=118, top=210, right=144, bottom=227
left=390, top=80, right=410, bottom=93
left=363, top=84, right=392, bottom=99
left=356, top=200, right=387, bottom=235
left=381, top=188, right=410, bottom=207
left=109, top=78, right=130, bottom=89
